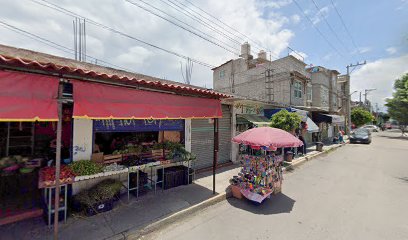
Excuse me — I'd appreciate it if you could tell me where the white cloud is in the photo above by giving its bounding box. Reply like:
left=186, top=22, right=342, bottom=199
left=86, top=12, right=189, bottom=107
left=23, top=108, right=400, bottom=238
left=350, top=54, right=408, bottom=111
left=322, top=53, right=333, bottom=61
left=291, top=14, right=301, bottom=24
left=256, top=0, right=292, bottom=9
left=115, top=46, right=153, bottom=66
left=396, top=0, right=408, bottom=10
left=352, top=46, right=371, bottom=54
left=386, top=47, right=397, bottom=55
left=0, top=0, right=295, bottom=88
left=310, top=6, right=330, bottom=25
left=289, top=50, right=307, bottom=61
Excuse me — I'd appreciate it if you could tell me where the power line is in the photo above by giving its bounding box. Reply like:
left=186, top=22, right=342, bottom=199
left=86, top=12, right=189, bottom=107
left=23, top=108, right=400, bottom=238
left=330, top=0, right=358, bottom=49
left=180, top=0, right=266, bottom=52
left=158, top=0, right=242, bottom=47
left=30, top=0, right=215, bottom=68
left=125, top=0, right=239, bottom=55
left=0, top=20, right=135, bottom=72
left=292, top=0, right=343, bottom=57
left=179, top=0, right=306, bottom=61
left=309, top=0, right=349, bottom=52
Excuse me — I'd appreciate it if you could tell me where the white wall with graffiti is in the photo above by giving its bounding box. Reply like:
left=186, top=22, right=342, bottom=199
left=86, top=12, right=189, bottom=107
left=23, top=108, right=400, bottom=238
left=72, top=118, right=93, bottom=161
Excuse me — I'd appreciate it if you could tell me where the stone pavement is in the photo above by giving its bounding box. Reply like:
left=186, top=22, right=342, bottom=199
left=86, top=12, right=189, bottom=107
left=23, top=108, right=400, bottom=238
left=0, top=141, right=345, bottom=240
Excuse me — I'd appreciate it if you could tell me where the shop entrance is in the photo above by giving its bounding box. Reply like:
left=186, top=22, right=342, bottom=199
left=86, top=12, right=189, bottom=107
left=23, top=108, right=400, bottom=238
left=0, top=105, right=73, bottom=225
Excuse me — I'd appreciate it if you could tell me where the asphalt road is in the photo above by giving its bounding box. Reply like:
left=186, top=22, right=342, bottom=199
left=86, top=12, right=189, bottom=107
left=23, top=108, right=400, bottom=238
left=144, top=130, right=408, bottom=240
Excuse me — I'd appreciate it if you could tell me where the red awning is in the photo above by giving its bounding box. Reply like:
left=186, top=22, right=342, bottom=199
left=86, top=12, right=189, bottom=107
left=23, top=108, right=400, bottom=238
left=0, top=70, right=59, bottom=121
left=72, top=81, right=222, bottom=119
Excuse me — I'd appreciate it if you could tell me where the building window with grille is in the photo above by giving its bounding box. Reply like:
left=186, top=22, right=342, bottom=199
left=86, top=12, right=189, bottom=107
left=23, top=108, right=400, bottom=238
left=294, top=81, right=302, bottom=98
left=219, top=70, right=225, bottom=79
left=307, top=85, right=312, bottom=102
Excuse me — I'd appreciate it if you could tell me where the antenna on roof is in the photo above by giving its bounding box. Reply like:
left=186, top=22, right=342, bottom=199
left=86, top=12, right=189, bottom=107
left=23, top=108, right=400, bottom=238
left=73, top=17, right=86, bottom=62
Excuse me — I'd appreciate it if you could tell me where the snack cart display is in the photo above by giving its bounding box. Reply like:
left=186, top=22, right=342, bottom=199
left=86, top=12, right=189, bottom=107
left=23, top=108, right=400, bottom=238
left=231, top=127, right=303, bottom=204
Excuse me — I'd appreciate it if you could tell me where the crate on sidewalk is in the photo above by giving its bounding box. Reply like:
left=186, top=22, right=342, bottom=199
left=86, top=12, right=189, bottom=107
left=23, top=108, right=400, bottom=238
left=157, top=166, right=185, bottom=190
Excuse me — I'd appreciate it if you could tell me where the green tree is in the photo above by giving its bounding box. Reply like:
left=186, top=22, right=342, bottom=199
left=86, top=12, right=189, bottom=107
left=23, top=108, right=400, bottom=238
left=351, top=107, right=373, bottom=127
left=270, top=109, right=302, bottom=132
left=385, top=73, right=408, bottom=134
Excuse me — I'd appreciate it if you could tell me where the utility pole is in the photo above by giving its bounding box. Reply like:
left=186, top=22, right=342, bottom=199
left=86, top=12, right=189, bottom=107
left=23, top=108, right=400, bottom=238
left=346, top=61, right=366, bottom=136
left=363, top=88, right=376, bottom=112
left=359, top=91, right=362, bottom=105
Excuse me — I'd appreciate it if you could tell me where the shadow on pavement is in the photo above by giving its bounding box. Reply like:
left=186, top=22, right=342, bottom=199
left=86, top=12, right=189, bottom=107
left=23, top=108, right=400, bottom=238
left=377, top=135, right=408, bottom=141
left=227, top=193, right=295, bottom=215
left=0, top=183, right=217, bottom=240
left=396, top=177, right=408, bottom=183
left=195, top=164, right=238, bottom=180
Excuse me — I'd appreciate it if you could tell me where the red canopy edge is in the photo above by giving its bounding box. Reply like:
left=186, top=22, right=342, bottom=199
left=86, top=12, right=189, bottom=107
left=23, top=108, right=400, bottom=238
left=0, top=70, right=59, bottom=121
left=72, top=80, right=223, bottom=119
left=0, top=53, right=230, bottom=99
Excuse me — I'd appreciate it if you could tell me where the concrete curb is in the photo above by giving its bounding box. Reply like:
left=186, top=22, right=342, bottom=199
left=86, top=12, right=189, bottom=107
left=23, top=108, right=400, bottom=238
left=111, top=143, right=348, bottom=240
left=283, top=143, right=348, bottom=172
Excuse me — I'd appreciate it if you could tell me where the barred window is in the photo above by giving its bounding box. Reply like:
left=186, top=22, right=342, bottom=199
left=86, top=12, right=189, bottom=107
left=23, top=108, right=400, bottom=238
left=294, top=81, right=302, bottom=98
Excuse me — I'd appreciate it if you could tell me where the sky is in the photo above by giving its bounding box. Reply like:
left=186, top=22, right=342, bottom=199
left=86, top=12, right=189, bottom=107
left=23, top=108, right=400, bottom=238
left=0, top=0, right=407, bottom=111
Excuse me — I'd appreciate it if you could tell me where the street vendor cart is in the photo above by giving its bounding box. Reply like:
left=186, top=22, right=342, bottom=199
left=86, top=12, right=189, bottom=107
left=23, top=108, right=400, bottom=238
left=230, top=127, right=303, bottom=204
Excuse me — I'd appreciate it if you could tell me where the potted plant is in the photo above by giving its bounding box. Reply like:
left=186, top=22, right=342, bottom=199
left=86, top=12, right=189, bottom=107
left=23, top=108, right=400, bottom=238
left=72, top=179, right=123, bottom=216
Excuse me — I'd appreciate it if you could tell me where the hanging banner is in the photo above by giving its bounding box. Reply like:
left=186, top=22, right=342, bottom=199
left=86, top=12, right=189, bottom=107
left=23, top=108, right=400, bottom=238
left=93, top=119, right=184, bottom=132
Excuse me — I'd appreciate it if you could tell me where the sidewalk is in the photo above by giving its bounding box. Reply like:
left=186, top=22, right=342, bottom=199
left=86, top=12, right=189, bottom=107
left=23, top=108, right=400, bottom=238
left=0, top=142, right=346, bottom=240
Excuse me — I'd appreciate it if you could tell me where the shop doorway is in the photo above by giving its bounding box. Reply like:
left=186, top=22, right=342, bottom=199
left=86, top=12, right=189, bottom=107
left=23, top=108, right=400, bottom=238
left=0, top=105, right=73, bottom=225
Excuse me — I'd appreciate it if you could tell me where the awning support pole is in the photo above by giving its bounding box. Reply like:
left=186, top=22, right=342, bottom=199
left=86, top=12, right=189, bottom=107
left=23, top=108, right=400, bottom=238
left=53, top=82, right=63, bottom=240
left=213, top=118, right=219, bottom=195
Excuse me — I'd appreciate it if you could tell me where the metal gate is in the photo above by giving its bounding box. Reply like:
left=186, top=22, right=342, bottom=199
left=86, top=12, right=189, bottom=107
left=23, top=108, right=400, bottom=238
left=191, top=105, right=231, bottom=169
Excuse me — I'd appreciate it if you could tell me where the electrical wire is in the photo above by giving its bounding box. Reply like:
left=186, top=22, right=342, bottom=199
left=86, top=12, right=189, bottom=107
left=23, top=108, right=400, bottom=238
left=30, top=0, right=215, bottom=68
left=179, top=0, right=265, bottom=51
left=125, top=0, right=239, bottom=55
left=309, top=0, right=349, bottom=52
left=158, top=0, right=242, bottom=47
left=0, top=20, right=136, bottom=72
left=292, top=0, right=344, bottom=57
left=329, top=0, right=359, bottom=49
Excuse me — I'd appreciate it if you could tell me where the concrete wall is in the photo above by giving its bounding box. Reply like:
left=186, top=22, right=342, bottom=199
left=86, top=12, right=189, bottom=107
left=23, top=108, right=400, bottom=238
left=310, top=68, right=339, bottom=112
left=213, top=55, right=309, bottom=107
left=72, top=118, right=93, bottom=161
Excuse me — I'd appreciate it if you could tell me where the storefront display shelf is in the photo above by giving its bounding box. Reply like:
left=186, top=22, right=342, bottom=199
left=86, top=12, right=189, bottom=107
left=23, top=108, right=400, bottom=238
left=74, top=169, right=128, bottom=182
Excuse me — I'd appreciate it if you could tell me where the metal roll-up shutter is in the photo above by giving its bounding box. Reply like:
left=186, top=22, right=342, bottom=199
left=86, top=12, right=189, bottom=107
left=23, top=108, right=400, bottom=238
left=218, top=105, right=231, bottom=165
left=191, top=105, right=231, bottom=169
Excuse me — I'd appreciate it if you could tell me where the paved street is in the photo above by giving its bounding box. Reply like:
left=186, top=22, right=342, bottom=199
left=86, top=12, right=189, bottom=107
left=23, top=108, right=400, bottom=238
left=143, top=131, right=408, bottom=240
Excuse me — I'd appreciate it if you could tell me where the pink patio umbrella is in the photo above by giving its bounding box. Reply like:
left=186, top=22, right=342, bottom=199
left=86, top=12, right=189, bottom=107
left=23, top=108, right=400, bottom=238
left=232, top=127, right=303, bottom=150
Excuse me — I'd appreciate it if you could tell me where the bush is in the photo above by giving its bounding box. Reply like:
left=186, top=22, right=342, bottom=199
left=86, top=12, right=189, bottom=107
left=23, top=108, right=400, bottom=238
left=270, top=110, right=302, bottom=132
left=351, top=108, right=373, bottom=127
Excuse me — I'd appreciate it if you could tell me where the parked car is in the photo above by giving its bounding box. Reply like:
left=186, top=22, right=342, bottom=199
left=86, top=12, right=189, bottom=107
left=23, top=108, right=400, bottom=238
left=384, top=123, right=392, bottom=129
left=361, top=125, right=380, bottom=132
left=350, top=128, right=372, bottom=144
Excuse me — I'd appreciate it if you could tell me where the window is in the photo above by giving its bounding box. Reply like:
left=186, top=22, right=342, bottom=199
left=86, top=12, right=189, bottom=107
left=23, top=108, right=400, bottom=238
left=307, top=85, right=312, bottom=102
left=321, top=87, right=329, bottom=107
left=293, top=81, right=302, bottom=98
left=219, top=70, right=225, bottom=79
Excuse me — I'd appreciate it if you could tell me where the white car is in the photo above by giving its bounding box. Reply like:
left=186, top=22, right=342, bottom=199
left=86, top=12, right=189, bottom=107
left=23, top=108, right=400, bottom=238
left=361, top=125, right=380, bottom=132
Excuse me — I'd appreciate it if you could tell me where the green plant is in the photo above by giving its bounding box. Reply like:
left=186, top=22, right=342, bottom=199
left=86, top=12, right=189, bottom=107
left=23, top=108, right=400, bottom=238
left=270, top=110, right=302, bottom=132
left=152, top=142, right=164, bottom=150
left=74, top=179, right=123, bottom=207
left=69, top=160, right=103, bottom=176
left=351, top=107, right=373, bottom=127
left=386, top=73, right=408, bottom=129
